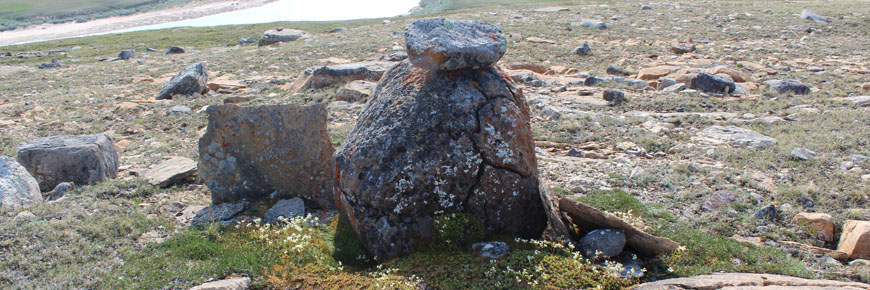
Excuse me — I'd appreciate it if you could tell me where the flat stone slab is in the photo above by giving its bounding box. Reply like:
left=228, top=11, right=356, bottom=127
left=263, top=198, right=305, bottom=224
left=191, top=200, right=248, bottom=226
left=632, top=273, right=869, bottom=290
left=405, top=17, right=507, bottom=71
left=189, top=277, right=251, bottom=290
left=285, top=61, right=394, bottom=93
left=694, top=125, right=777, bottom=149
left=845, top=95, right=870, bottom=107
left=258, top=28, right=307, bottom=46
left=17, top=133, right=119, bottom=191
left=144, top=157, right=197, bottom=188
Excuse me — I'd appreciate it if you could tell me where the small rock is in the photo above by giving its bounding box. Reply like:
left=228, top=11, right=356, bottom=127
left=844, top=95, right=870, bottom=107
left=166, top=46, right=185, bottom=54
left=658, top=78, right=676, bottom=90
left=662, top=83, right=686, bottom=92
left=13, top=210, right=37, bottom=222
left=533, top=7, right=569, bottom=12
left=606, top=65, right=632, bottom=76
left=191, top=200, right=249, bottom=226
left=790, top=147, right=817, bottom=161
left=115, top=49, right=134, bottom=61
left=793, top=212, right=834, bottom=242
left=671, top=44, right=696, bottom=54
left=566, top=148, right=585, bottom=158
left=754, top=205, right=779, bottom=221
left=144, top=157, right=197, bottom=188
left=841, top=161, right=855, bottom=171
left=189, top=277, right=251, bottom=290
left=263, top=198, right=305, bottom=224
left=335, top=80, right=376, bottom=103
left=603, top=90, right=626, bottom=105
left=764, top=79, right=810, bottom=95
left=526, top=37, right=556, bottom=44
left=641, top=5, right=653, bottom=10
left=800, top=10, right=832, bottom=23
left=238, top=37, right=254, bottom=45
left=637, top=66, right=676, bottom=81
left=37, top=58, right=63, bottom=69
left=580, top=19, right=607, bottom=29
left=702, top=190, right=736, bottom=211
left=46, top=182, right=73, bottom=201
left=166, top=105, right=192, bottom=115
left=838, top=220, right=870, bottom=259
left=572, top=43, right=592, bottom=56
left=540, top=106, right=562, bottom=120
left=580, top=229, right=626, bottom=259
left=472, top=241, right=510, bottom=259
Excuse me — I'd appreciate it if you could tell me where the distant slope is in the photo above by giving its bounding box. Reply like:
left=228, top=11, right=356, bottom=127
left=414, top=0, right=578, bottom=14
left=0, top=0, right=192, bottom=31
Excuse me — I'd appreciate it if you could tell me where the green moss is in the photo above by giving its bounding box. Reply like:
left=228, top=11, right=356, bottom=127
left=433, top=212, right=484, bottom=249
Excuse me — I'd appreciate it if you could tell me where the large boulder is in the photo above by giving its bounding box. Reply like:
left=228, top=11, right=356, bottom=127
left=285, top=61, right=394, bottom=94
left=0, top=156, right=42, bottom=210
left=17, top=134, right=119, bottom=191
left=155, top=63, right=208, bottom=100
left=198, top=104, right=335, bottom=208
left=334, top=18, right=546, bottom=261
left=258, top=28, right=307, bottom=46
left=690, top=71, right=736, bottom=94
left=405, top=17, right=507, bottom=71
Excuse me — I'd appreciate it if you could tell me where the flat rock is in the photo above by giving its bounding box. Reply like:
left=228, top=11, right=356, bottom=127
left=790, top=147, right=817, bottom=161
left=701, top=190, right=736, bottom=211
left=335, top=80, right=376, bottom=103
left=258, top=28, right=307, bottom=46
left=144, top=157, right=197, bottom=188
left=405, top=18, right=506, bottom=71
left=637, top=66, right=677, bottom=81
left=559, top=198, right=679, bottom=256
left=155, top=63, right=208, bottom=100
left=632, top=273, right=869, bottom=290
left=579, top=19, right=607, bottom=29
left=191, top=200, right=248, bottom=226
left=800, top=10, right=832, bottom=23
left=0, top=156, right=42, bottom=210
left=694, top=125, right=777, bottom=149
left=198, top=104, right=335, bottom=208
left=844, top=95, right=870, bottom=107
left=765, top=79, right=810, bottom=95
left=533, top=7, right=569, bottom=12
left=263, top=198, right=305, bottom=224
left=189, top=277, right=251, bottom=290
left=285, top=61, right=394, bottom=93
left=17, top=134, right=119, bottom=191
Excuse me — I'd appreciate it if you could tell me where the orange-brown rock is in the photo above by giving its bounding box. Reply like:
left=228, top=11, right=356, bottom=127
left=711, top=66, right=749, bottom=82
left=793, top=212, right=834, bottom=242
left=862, top=82, right=870, bottom=91
left=632, top=273, right=870, bottom=290
left=838, top=220, right=870, bottom=259
left=637, top=66, right=678, bottom=80
left=503, top=62, right=550, bottom=74
left=739, top=82, right=758, bottom=91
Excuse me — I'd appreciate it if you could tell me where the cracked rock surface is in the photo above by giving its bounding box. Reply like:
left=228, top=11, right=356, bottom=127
left=334, top=59, right=546, bottom=260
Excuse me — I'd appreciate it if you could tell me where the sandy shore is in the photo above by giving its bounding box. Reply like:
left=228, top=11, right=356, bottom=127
left=0, top=0, right=276, bottom=46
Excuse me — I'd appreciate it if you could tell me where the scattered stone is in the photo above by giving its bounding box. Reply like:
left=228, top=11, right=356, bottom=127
left=690, top=72, right=736, bottom=94
left=285, top=61, right=394, bottom=93
left=794, top=212, right=834, bottom=242
left=633, top=273, right=869, bottom=290
left=111, top=49, right=134, bottom=61
left=17, top=134, right=119, bottom=191
left=326, top=27, right=347, bottom=33
left=13, top=210, right=37, bottom=222
left=472, top=241, right=511, bottom=259
left=37, top=58, right=63, bottom=69
left=641, top=5, right=653, bottom=10
left=526, top=37, right=556, bottom=44
left=191, top=200, right=248, bottom=226
left=695, top=126, right=776, bottom=149
left=580, top=229, right=626, bottom=259
left=0, top=156, right=42, bottom=210
left=790, top=147, right=817, bottom=161
left=199, top=104, right=335, bottom=208
left=662, top=83, right=686, bottom=92
left=335, top=80, right=376, bottom=103
left=844, top=95, right=870, bottom=107
left=238, top=37, right=254, bottom=45
left=839, top=220, right=870, bottom=259
left=637, top=66, right=677, bottom=81
left=800, top=10, right=832, bottom=23
left=263, top=198, right=305, bottom=224
left=189, top=277, right=251, bottom=290
left=764, top=79, right=810, bottom=95
left=155, top=63, right=208, bottom=100
left=165, top=46, right=185, bottom=54
left=566, top=148, right=585, bottom=158
left=46, top=182, right=73, bottom=201
left=559, top=198, right=679, bottom=255
left=603, top=90, right=626, bottom=106
left=258, top=28, right=308, bottom=46
left=754, top=205, right=779, bottom=221
left=658, top=78, right=676, bottom=90
left=533, top=7, right=569, bottom=12
left=405, top=18, right=506, bottom=71
left=540, top=106, right=562, bottom=120
left=579, top=19, right=607, bottom=29
left=166, top=105, right=192, bottom=115
left=701, top=190, right=736, bottom=211
left=381, top=52, right=408, bottom=61
left=571, top=43, right=592, bottom=56
left=327, top=101, right=351, bottom=111
left=606, top=65, right=632, bottom=76
left=670, top=43, right=695, bottom=54
left=144, top=157, right=197, bottom=188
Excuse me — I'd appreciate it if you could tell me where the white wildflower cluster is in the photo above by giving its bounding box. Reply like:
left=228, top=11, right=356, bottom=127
left=243, top=214, right=326, bottom=262
left=368, top=265, right=422, bottom=290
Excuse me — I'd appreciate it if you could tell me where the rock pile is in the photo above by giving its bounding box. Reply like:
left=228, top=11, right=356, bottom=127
left=334, top=18, right=547, bottom=260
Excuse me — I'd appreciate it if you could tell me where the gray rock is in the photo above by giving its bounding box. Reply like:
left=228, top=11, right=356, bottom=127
left=641, top=5, right=653, bottom=10
left=17, top=134, right=119, bottom=191
left=165, top=46, right=185, bottom=54
left=690, top=72, right=736, bottom=94
left=37, top=58, right=62, bottom=69
left=580, top=19, right=607, bottom=29
left=603, top=90, right=626, bottom=105
left=606, top=65, right=632, bottom=76
left=580, top=229, right=626, bottom=259
left=584, top=76, right=608, bottom=86
left=155, top=63, right=208, bottom=100
left=764, top=79, right=810, bottom=95
left=326, top=27, right=347, bottom=33
left=472, top=241, right=510, bottom=259
left=198, top=104, right=335, bottom=208
left=287, top=61, right=394, bottom=93
left=116, top=49, right=134, bottom=61
left=327, top=101, right=351, bottom=111
left=841, top=161, right=855, bottom=171
left=662, top=83, right=686, bottom=92
left=800, top=10, right=832, bottom=23
left=533, top=7, right=569, bottom=12
left=658, top=78, right=676, bottom=90
left=670, top=44, right=695, bottom=54
left=754, top=205, right=779, bottom=221
left=405, top=18, right=506, bottom=71
left=166, top=105, right=192, bottom=115
left=258, top=28, right=307, bottom=46
left=191, top=200, right=248, bottom=225
left=572, top=43, right=592, bottom=56
left=566, top=148, right=585, bottom=158
left=46, top=182, right=73, bottom=202
left=844, top=95, right=870, bottom=107
left=190, top=277, right=251, bottom=290
left=382, top=52, right=408, bottom=62
left=238, top=37, right=254, bottom=45
left=334, top=61, right=546, bottom=261
left=144, top=157, right=197, bottom=188
left=790, top=147, right=817, bottom=161
left=13, top=210, right=37, bottom=222
left=263, top=198, right=305, bottom=224
left=695, top=126, right=777, bottom=149
left=335, top=80, right=376, bottom=103
left=850, top=154, right=869, bottom=163
left=540, top=105, right=562, bottom=120
left=701, top=190, right=736, bottom=211
left=0, top=156, right=42, bottom=210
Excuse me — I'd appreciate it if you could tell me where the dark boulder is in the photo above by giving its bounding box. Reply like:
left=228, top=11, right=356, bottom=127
left=17, top=134, right=119, bottom=191
left=690, top=72, right=736, bottom=94
left=764, top=79, right=810, bottom=95
left=155, top=63, right=208, bottom=100
left=166, top=46, right=185, bottom=54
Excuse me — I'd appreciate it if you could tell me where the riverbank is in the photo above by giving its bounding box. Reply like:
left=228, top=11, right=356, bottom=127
left=0, top=0, right=276, bottom=46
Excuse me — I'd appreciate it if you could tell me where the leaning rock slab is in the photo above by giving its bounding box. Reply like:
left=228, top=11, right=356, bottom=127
left=155, top=63, right=208, bottom=100
left=632, top=273, right=869, bottom=290
left=258, top=28, right=307, bottom=46
left=559, top=198, right=679, bottom=256
left=405, top=18, right=507, bottom=71
left=198, top=104, right=334, bottom=208
left=144, top=157, right=197, bottom=188
left=17, top=133, right=119, bottom=191
left=694, top=125, right=777, bottom=149
left=0, top=156, right=42, bottom=210
left=285, top=61, right=394, bottom=94
left=838, top=220, right=870, bottom=259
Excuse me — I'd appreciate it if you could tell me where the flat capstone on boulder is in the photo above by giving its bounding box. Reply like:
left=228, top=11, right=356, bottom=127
left=405, top=17, right=507, bottom=71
